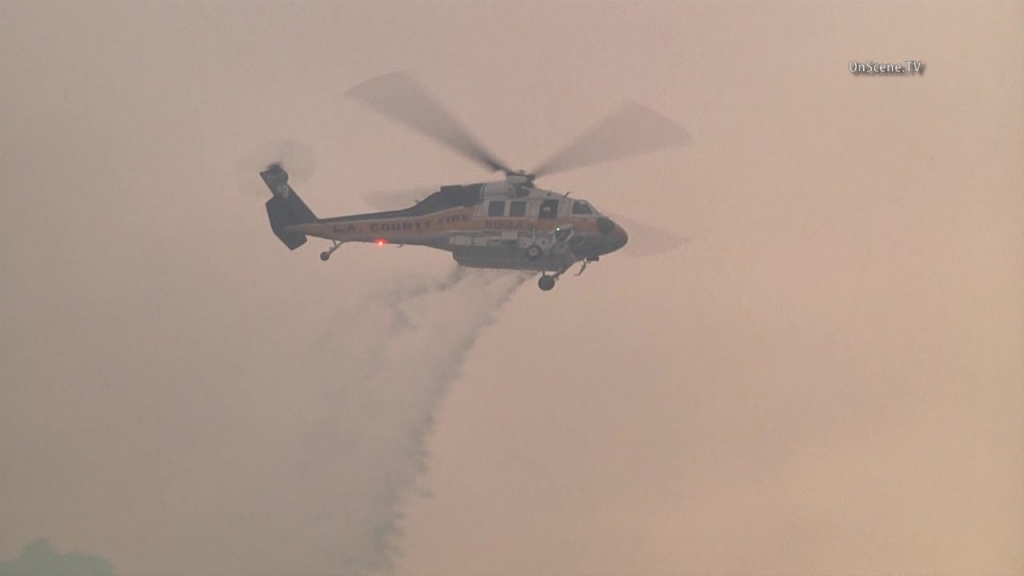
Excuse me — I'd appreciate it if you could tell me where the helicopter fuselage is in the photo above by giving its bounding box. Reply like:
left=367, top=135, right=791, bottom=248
left=278, top=178, right=628, bottom=273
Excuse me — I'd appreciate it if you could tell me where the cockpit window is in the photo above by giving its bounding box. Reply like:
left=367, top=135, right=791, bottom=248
left=572, top=201, right=593, bottom=215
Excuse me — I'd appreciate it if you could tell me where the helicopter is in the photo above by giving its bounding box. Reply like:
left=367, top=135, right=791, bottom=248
left=261, top=72, right=690, bottom=291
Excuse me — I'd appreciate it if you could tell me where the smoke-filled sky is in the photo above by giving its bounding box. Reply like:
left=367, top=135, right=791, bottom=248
left=2, top=2, right=1022, bottom=575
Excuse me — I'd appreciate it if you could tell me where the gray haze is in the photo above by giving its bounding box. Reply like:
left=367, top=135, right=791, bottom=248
left=2, top=2, right=1022, bottom=575
left=0, top=540, right=114, bottom=576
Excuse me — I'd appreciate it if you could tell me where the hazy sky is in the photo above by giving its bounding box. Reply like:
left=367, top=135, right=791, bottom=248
left=2, top=2, right=1022, bottom=575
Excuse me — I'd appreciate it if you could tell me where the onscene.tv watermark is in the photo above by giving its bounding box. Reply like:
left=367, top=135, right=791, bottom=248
left=849, top=60, right=925, bottom=75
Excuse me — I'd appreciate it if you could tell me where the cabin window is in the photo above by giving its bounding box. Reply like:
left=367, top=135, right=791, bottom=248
left=509, top=201, right=527, bottom=217
left=539, top=199, right=559, bottom=220
left=572, top=200, right=593, bottom=215
left=488, top=201, right=506, bottom=217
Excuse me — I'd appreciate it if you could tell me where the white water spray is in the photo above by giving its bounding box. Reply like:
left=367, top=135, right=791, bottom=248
left=275, top=267, right=529, bottom=575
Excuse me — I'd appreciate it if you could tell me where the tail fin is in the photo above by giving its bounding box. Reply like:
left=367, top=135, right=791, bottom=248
left=261, top=164, right=317, bottom=250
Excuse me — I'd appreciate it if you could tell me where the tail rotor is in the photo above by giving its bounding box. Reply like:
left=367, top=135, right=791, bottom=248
left=235, top=139, right=317, bottom=198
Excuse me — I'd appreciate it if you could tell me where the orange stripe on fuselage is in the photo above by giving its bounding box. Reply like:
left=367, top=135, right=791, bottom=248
left=288, top=207, right=600, bottom=244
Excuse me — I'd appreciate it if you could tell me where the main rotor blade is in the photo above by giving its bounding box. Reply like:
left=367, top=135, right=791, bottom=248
left=609, top=212, right=689, bottom=257
left=346, top=72, right=512, bottom=174
left=359, top=186, right=437, bottom=211
left=532, top=102, right=691, bottom=178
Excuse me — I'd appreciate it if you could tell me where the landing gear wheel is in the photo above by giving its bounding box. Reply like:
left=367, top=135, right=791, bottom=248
left=526, top=245, right=543, bottom=261
left=320, top=240, right=342, bottom=262
left=538, top=275, right=556, bottom=291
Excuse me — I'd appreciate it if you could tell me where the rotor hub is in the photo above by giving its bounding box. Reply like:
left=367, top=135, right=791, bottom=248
left=505, top=171, right=535, bottom=186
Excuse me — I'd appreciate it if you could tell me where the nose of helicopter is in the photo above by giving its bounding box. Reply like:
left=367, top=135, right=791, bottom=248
left=611, top=222, right=629, bottom=252
left=595, top=216, right=628, bottom=255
